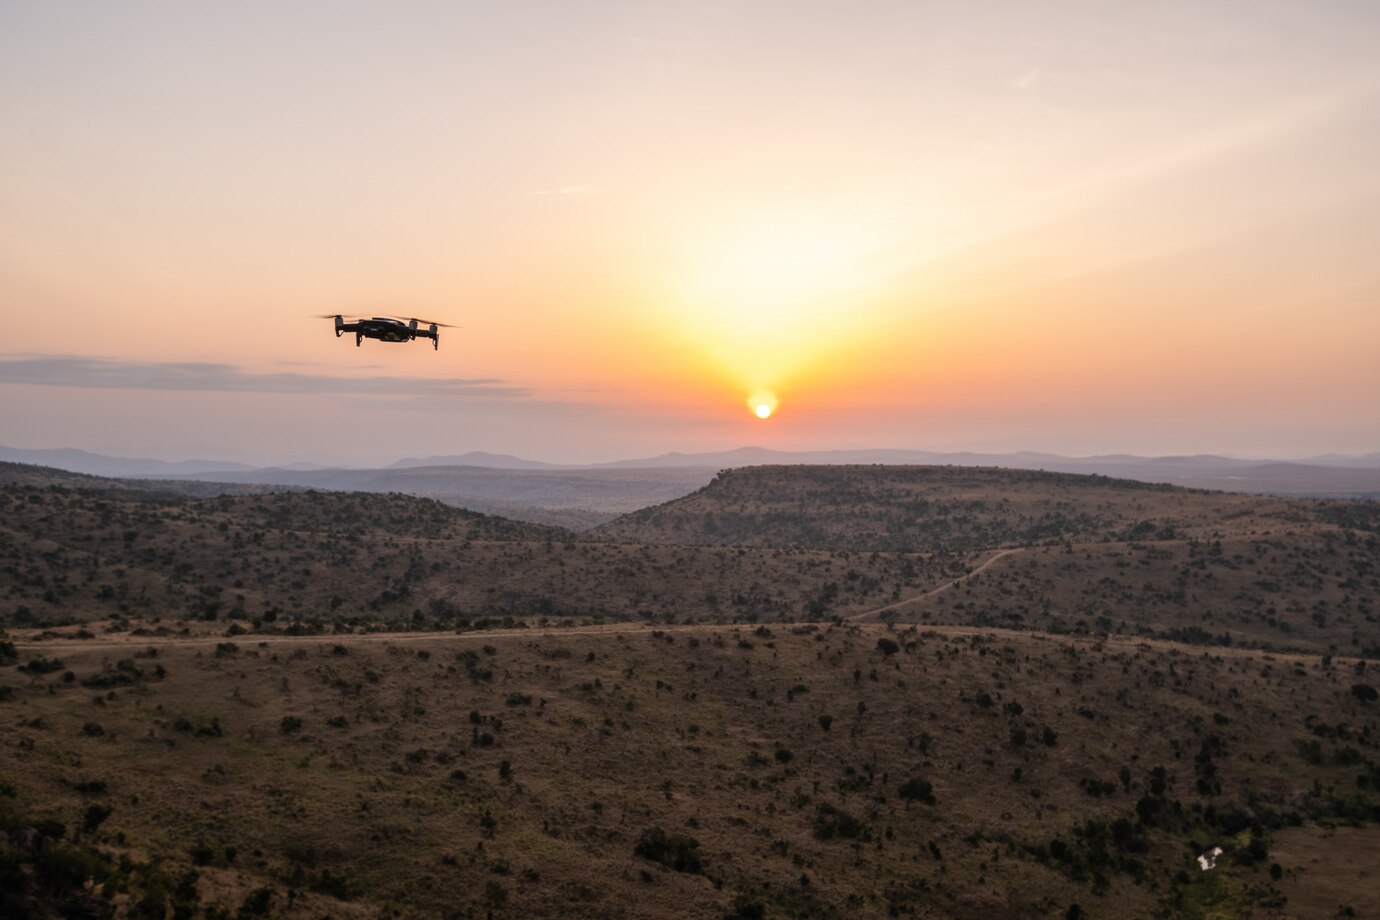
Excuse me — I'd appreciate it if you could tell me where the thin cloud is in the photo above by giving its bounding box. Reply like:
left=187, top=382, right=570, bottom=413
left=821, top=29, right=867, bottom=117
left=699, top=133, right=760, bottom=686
left=0, top=354, right=531, bottom=399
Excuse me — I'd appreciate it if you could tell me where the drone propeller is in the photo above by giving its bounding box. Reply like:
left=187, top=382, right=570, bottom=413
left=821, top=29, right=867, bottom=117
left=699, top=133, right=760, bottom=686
left=395, top=316, right=457, bottom=328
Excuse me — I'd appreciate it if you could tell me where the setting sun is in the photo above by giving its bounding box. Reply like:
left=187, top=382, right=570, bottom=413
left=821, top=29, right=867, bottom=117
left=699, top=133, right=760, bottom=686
left=747, top=389, right=778, bottom=420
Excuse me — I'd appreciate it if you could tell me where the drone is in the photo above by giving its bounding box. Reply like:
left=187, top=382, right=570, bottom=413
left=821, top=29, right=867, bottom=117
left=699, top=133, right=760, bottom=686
left=316, top=314, right=454, bottom=350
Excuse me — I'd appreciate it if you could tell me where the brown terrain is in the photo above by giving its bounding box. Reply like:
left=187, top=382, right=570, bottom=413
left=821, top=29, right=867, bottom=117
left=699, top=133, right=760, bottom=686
left=2, top=461, right=1379, bottom=919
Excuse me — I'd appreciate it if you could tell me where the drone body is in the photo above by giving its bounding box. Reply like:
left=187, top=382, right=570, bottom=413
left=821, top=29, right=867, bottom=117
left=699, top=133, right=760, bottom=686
left=320, top=315, right=451, bottom=350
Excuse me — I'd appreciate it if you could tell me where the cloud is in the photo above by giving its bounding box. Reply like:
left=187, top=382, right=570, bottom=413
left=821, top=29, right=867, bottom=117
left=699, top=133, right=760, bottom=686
left=0, top=354, right=531, bottom=399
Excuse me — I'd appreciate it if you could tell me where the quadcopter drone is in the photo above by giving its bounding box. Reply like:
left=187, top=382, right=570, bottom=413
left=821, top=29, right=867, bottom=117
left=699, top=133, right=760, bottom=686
left=316, top=314, right=454, bottom=350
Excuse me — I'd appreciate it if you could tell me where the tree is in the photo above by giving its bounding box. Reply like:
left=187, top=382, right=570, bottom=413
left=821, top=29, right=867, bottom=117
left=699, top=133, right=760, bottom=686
left=634, top=826, right=703, bottom=874
left=898, top=777, right=936, bottom=806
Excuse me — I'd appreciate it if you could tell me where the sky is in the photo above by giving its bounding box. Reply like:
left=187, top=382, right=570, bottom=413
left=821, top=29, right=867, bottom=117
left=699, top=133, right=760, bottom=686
left=2, top=0, right=1378, bottom=466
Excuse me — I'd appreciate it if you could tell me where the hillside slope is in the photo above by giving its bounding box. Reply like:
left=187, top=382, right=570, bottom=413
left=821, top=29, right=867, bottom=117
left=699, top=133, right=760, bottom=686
left=593, top=465, right=1322, bottom=552
left=3, top=625, right=1377, bottom=918
left=0, top=473, right=951, bottom=630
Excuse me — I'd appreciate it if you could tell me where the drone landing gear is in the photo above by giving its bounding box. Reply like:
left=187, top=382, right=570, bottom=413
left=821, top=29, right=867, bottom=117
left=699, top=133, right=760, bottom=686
left=433, top=336, right=439, bottom=351
left=355, top=333, right=363, bottom=347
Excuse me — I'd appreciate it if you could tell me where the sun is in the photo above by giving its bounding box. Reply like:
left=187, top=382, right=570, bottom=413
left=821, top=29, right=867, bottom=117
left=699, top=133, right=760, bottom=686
left=747, top=389, right=778, bottom=420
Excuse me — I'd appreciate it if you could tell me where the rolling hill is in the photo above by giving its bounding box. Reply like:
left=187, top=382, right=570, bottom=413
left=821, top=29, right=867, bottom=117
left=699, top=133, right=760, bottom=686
left=3, top=461, right=1380, bottom=918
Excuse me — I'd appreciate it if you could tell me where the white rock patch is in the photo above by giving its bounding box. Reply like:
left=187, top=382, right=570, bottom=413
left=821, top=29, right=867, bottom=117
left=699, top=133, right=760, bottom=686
left=1197, top=846, right=1223, bottom=871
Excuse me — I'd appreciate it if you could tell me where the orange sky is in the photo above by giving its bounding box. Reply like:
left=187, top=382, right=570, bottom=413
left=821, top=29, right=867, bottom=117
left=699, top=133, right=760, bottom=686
left=2, top=1, right=1378, bottom=464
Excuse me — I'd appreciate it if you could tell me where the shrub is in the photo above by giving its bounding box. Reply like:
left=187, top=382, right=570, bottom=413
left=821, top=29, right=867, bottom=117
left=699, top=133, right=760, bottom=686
left=81, top=804, right=111, bottom=833
left=814, top=803, right=868, bottom=841
left=22, top=656, right=63, bottom=675
left=898, top=777, right=936, bottom=806
left=634, top=826, right=703, bottom=873
left=238, top=887, right=272, bottom=918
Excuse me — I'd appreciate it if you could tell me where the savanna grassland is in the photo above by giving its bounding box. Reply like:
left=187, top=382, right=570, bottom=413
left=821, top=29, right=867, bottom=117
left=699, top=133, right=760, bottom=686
left=3, top=462, right=1380, bottom=919
left=0, top=463, right=956, bottom=630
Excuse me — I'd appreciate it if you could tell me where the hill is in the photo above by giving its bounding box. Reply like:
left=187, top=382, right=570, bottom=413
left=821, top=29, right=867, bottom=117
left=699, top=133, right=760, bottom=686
left=594, top=466, right=1380, bottom=655
left=160, top=464, right=721, bottom=530
left=3, top=462, right=1380, bottom=917
left=593, top=465, right=1317, bottom=552
left=2, top=624, right=1377, bottom=918
left=0, top=469, right=951, bottom=631
left=0, top=460, right=303, bottom=500
left=0, top=446, right=254, bottom=477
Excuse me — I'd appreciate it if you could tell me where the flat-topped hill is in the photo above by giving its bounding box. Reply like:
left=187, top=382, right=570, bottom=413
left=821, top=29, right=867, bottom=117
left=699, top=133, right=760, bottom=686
left=592, top=465, right=1335, bottom=552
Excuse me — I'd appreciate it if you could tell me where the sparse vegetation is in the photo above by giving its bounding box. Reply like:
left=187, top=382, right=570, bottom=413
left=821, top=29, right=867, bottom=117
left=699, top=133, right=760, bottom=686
left=2, top=462, right=1379, bottom=917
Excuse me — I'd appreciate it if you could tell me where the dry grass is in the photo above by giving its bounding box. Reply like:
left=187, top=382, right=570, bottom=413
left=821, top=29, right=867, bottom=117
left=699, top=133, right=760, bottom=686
left=3, top=462, right=1379, bottom=918
left=4, top=623, right=1378, bottom=918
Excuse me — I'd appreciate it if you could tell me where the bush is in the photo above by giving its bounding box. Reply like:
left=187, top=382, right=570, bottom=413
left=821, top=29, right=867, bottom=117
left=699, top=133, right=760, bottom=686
left=898, top=777, right=936, bottom=806
left=22, top=656, right=63, bottom=675
left=81, top=804, right=111, bottom=833
left=237, top=887, right=272, bottom=918
left=726, top=895, right=766, bottom=919
left=634, top=826, right=703, bottom=873
left=876, top=637, right=900, bottom=656
left=814, top=803, right=868, bottom=841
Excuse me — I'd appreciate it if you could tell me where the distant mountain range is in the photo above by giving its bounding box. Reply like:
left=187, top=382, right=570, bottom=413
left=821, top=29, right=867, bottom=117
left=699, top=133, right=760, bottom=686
left=0, top=446, right=260, bottom=477
left=4, top=445, right=1379, bottom=530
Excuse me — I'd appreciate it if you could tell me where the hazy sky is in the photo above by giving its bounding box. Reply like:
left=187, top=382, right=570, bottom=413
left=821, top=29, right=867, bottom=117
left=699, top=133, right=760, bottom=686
left=3, top=1, right=1378, bottom=465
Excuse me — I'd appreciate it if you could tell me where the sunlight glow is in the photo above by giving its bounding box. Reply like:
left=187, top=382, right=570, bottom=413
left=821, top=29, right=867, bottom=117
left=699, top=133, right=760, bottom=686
left=748, top=389, right=778, bottom=420
left=670, top=210, right=893, bottom=415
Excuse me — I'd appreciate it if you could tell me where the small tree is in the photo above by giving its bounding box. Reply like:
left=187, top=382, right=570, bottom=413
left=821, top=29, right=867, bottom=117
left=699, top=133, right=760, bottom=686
left=634, top=826, right=703, bottom=873
left=898, top=777, right=936, bottom=807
